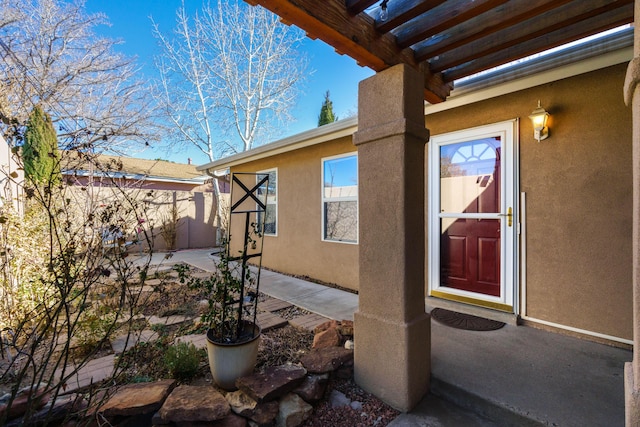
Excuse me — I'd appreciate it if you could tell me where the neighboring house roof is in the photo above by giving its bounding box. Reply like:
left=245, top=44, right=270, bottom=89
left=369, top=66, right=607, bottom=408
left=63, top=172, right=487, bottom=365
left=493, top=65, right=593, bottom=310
left=64, top=153, right=210, bottom=185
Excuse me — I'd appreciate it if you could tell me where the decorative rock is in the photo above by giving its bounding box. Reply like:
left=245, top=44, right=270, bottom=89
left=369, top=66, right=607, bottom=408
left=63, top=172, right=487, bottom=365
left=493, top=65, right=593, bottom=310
left=313, top=320, right=339, bottom=334
left=344, top=339, right=355, bottom=350
left=159, top=385, right=229, bottom=423
left=312, top=327, right=341, bottom=349
left=30, top=394, right=86, bottom=425
left=335, top=361, right=354, bottom=379
left=197, top=299, right=210, bottom=314
left=226, top=390, right=278, bottom=426
left=226, top=390, right=258, bottom=415
left=236, top=364, right=307, bottom=403
left=276, top=393, right=312, bottom=427
left=217, top=412, right=249, bottom=427
left=0, top=386, right=51, bottom=421
left=299, top=347, right=354, bottom=374
left=329, top=389, right=351, bottom=408
left=337, top=320, right=354, bottom=336
left=98, top=379, right=175, bottom=418
left=245, top=401, right=280, bottom=426
left=293, top=374, right=329, bottom=403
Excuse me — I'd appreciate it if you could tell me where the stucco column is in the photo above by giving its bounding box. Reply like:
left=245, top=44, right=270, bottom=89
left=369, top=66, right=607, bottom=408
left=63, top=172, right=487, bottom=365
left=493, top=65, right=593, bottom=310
left=352, top=64, right=431, bottom=412
left=625, top=2, right=640, bottom=426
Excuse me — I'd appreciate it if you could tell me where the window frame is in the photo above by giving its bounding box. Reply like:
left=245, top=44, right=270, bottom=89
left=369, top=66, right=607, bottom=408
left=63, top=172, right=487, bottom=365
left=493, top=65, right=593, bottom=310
left=257, top=168, right=278, bottom=237
left=321, top=152, right=358, bottom=244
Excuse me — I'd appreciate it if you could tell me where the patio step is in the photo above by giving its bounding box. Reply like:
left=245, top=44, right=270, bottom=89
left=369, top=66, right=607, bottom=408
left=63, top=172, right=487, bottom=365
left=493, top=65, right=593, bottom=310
left=430, top=377, right=544, bottom=427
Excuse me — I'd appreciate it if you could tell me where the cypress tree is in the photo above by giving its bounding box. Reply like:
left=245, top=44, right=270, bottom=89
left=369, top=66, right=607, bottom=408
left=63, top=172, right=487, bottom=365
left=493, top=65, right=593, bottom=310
left=317, top=90, right=336, bottom=127
left=23, top=105, right=60, bottom=185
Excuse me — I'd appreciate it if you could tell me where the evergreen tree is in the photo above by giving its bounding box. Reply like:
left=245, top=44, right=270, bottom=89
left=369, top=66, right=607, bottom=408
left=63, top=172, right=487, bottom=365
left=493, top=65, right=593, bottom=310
left=23, top=105, right=60, bottom=185
left=318, top=90, right=337, bottom=126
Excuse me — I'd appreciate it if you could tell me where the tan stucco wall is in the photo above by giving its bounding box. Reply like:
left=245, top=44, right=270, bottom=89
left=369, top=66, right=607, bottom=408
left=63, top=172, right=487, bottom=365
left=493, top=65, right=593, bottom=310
left=426, top=63, right=633, bottom=340
left=231, top=137, right=359, bottom=290
left=66, top=184, right=217, bottom=251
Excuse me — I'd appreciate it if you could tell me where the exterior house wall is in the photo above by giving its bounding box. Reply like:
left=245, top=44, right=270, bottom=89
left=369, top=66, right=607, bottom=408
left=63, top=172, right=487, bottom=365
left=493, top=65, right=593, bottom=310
left=219, top=63, right=631, bottom=342
left=425, top=63, right=632, bottom=340
left=66, top=177, right=218, bottom=252
left=231, top=137, right=359, bottom=291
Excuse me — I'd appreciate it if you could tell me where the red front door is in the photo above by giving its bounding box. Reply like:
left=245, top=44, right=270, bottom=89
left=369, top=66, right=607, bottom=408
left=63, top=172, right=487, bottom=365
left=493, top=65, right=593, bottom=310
left=439, top=138, right=501, bottom=297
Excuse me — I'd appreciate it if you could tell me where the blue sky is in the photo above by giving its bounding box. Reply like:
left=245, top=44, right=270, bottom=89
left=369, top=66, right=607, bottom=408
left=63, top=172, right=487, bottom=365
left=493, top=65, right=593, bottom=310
left=84, top=0, right=374, bottom=164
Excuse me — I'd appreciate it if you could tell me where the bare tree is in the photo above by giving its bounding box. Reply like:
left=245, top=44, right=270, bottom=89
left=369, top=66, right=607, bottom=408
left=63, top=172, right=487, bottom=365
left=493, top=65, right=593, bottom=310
left=0, top=0, right=158, bottom=152
left=152, top=0, right=307, bottom=239
left=152, top=0, right=308, bottom=160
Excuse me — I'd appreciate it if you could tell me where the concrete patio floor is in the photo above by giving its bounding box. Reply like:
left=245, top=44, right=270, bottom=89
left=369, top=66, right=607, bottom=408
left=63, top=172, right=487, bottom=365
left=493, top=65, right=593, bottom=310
left=135, top=248, right=631, bottom=426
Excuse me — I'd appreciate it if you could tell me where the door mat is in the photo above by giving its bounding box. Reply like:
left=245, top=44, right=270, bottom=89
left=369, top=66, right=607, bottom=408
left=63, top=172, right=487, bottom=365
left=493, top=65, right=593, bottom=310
left=430, top=308, right=505, bottom=331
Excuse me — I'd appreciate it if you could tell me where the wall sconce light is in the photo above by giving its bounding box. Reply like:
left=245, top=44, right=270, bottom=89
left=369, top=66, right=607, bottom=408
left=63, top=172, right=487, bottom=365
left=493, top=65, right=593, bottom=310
left=528, top=100, right=550, bottom=142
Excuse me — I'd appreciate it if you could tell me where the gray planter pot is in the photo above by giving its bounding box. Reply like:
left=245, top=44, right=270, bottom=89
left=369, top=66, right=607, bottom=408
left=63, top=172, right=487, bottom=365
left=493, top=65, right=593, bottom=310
left=205, top=321, right=261, bottom=390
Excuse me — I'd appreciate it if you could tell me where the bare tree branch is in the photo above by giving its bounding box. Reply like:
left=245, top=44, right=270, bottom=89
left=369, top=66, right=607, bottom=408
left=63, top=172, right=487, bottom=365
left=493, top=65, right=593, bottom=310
left=152, top=0, right=309, bottom=161
left=0, top=0, right=159, bottom=152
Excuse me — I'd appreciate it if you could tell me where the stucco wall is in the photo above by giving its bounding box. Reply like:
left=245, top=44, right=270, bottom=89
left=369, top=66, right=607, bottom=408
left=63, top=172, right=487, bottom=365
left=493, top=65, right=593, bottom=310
left=65, top=184, right=217, bottom=252
left=425, top=63, right=632, bottom=340
left=231, top=137, right=359, bottom=291
left=0, top=134, right=23, bottom=212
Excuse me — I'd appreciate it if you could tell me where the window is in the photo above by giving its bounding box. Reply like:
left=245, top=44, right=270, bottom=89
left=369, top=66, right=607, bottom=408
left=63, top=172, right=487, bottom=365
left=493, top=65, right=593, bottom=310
left=322, top=153, right=358, bottom=243
left=257, top=169, right=277, bottom=235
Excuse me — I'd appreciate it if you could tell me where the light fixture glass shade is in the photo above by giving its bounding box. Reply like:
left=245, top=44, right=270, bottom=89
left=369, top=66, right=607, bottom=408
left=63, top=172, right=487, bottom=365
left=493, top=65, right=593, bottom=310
left=528, top=100, right=549, bottom=141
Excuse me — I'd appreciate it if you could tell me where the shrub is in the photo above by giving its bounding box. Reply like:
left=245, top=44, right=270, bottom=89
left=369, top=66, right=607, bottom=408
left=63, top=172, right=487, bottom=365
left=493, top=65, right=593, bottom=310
left=163, top=342, right=202, bottom=381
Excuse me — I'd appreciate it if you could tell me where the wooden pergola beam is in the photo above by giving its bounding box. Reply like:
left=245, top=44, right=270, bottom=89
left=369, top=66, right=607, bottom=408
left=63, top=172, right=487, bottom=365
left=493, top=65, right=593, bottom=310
left=245, top=0, right=452, bottom=103
left=375, top=0, right=447, bottom=34
left=394, top=0, right=509, bottom=49
left=413, top=0, right=574, bottom=62
left=443, top=3, right=634, bottom=81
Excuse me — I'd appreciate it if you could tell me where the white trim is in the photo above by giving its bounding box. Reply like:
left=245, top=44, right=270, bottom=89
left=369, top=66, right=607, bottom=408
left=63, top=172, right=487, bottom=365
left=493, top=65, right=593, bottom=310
left=197, top=117, right=358, bottom=172
left=62, top=170, right=209, bottom=185
left=522, top=315, right=633, bottom=346
left=428, top=120, right=518, bottom=311
left=321, top=152, right=359, bottom=244
left=257, top=168, right=278, bottom=237
left=520, top=191, right=527, bottom=318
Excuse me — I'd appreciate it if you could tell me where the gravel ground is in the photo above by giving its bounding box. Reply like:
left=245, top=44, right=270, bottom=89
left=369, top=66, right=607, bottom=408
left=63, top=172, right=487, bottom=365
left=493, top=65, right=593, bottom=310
left=302, top=377, right=400, bottom=427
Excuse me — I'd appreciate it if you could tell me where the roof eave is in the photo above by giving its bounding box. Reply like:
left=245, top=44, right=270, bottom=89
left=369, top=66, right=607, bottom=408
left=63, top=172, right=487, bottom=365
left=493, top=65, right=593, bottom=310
left=196, top=117, right=358, bottom=173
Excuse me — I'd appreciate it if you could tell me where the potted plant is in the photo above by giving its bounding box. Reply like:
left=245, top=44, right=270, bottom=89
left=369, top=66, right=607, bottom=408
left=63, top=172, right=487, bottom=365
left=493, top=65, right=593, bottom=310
left=175, top=241, right=261, bottom=390
left=175, top=172, right=269, bottom=390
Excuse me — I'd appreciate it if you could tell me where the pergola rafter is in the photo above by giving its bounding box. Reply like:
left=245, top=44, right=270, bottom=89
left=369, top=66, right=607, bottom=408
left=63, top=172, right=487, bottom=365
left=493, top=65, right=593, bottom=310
left=246, top=0, right=634, bottom=102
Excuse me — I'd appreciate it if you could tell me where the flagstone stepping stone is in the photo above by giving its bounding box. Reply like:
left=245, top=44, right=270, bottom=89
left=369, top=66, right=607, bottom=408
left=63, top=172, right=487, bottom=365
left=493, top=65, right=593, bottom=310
left=111, top=329, right=158, bottom=354
left=187, top=270, right=215, bottom=279
left=127, top=285, right=156, bottom=294
left=55, top=354, right=115, bottom=393
left=260, top=298, right=293, bottom=313
left=256, top=312, right=288, bottom=332
left=141, top=278, right=163, bottom=287
left=147, top=314, right=193, bottom=326
left=115, top=313, right=146, bottom=326
left=288, top=313, right=330, bottom=331
left=98, top=379, right=176, bottom=418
